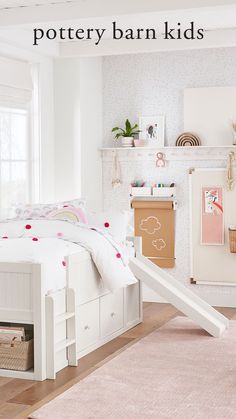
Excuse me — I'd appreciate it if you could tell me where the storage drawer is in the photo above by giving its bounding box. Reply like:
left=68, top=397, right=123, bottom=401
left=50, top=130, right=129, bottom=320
left=77, top=299, right=100, bottom=352
left=68, top=252, right=106, bottom=305
left=100, top=289, right=124, bottom=337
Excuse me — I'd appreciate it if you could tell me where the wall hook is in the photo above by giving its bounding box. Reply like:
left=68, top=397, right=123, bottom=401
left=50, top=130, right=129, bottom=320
left=156, top=152, right=166, bottom=167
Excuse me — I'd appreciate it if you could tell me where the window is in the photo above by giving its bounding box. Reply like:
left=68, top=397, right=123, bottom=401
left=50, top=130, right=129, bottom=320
left=0, top=57, right=39, bottom=219
left=0, top=106, right=31, bottom=218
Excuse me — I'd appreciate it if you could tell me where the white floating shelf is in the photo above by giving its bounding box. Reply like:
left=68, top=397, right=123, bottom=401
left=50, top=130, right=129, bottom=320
left=99, top=146, right=236, bottom=162
left=100, top=145, right=236, bottom=150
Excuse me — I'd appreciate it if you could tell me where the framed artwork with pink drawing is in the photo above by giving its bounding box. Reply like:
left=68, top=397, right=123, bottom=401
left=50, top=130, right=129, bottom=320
left=201, top=187, right=224, bottom=245
left=190, top=168, right=236, bottom=285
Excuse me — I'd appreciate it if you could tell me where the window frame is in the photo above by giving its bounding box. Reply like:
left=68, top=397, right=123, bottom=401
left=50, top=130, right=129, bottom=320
left=0, top=99, right=39, bottom=216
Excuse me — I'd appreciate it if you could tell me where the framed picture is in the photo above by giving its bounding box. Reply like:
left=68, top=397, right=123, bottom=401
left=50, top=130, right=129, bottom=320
left=139, top=115, right=165, bottom=146
left=201, top=186, right=224, bottom=245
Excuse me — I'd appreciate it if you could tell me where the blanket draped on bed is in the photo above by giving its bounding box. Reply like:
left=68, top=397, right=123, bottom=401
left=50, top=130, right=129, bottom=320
left=0, top=219, right=136, bottom=291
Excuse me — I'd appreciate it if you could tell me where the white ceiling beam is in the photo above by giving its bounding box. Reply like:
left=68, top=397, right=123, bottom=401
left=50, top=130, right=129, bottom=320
left=0, top=29, right=59, bottom=57
left=0, top=0, right=236, bottom=26
left=59, top=28, right=236, bottom=57
left=0, top=38, right=54, bottom=63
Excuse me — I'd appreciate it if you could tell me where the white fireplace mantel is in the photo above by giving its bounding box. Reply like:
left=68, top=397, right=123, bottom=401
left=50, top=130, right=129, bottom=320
left=100, top=146, right=236, bottom=162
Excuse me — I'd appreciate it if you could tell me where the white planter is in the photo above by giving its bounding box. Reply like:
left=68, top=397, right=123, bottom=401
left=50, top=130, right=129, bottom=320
left=131, top=187, right=152, bottom=196
left=152, top=187, right=176, bottom=197
left=121, top=137, right=134, bottom=147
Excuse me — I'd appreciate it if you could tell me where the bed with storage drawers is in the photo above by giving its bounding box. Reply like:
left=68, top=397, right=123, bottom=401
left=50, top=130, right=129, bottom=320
left=0, top=218, right=142, bottom=381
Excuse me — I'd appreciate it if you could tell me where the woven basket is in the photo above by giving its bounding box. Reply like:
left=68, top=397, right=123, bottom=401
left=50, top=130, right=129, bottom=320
left=229, top=229, right=236, bottom=253
left=0, top=339, right=33, bottom=371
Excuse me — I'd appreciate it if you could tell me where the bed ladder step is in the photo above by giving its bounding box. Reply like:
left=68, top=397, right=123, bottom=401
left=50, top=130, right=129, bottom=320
left=46, top=288, right=77, bottom=380
left=55, top=338, right=76, bottom=352
left=55, top=312, right=75, bottom=324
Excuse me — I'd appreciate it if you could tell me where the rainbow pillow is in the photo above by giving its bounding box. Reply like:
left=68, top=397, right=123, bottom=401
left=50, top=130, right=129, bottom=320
left=47, top=206, right=87, bottom=225
left=15, top=198, right=85, bottom=220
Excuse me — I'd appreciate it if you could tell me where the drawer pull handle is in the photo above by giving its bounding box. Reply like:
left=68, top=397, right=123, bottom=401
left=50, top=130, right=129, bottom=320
left=111, top=312, right=116, bottom=318
left=84, top=325, right=90, bottom=330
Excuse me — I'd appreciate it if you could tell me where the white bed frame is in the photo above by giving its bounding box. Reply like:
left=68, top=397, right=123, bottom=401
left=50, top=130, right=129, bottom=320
left=0, top=244, right=142, bottom=381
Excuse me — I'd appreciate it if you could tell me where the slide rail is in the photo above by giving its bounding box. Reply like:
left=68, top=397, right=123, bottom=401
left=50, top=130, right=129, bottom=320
left=129, top=240, right=229, bottom=337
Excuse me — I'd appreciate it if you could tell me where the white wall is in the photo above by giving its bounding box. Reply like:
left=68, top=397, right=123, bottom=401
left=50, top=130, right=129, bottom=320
left=54, top=57, right=103, bottom=209
left=39, top=58, right=55, bottom=202
left=54, top=58, right=81, bottom=201
left=80, top=57, right=103, bottom=210
left=102, top=46, right=236, bottom=307
left=103, top=47, right=236, bottom=146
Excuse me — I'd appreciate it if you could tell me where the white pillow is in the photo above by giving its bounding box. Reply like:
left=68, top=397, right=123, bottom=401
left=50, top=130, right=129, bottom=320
left=86, top=210, right=129, bottom=244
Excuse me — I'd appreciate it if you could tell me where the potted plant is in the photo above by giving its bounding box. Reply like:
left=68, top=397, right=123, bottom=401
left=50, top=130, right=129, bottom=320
left=112, top=119, right=140, bottom=147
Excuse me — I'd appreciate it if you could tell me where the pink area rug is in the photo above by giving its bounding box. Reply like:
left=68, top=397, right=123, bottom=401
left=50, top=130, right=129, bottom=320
left=30, top=317, right=236, bottom=419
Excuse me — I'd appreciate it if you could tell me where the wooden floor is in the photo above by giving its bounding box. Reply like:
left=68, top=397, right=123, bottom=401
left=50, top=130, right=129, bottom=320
left=0, top=303, right=235, bottom=419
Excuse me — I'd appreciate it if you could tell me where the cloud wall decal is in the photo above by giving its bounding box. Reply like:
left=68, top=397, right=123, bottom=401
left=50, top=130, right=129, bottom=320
left=152, top=239, right=166, bottom=251
left=139, top=216, right=161, bottom=235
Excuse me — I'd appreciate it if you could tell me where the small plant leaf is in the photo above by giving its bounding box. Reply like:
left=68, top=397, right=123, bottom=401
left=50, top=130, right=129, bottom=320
left=112, top=120, right=140, bottom=139
left=125, top=119, right=132, bottom=132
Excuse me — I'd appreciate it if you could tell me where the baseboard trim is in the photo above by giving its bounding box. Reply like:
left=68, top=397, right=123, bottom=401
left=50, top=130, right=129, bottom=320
left=142, top=284, right=236, bottom=308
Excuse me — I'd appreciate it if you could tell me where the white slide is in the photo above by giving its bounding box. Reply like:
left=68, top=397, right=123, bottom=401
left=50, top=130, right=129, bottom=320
left=129, top=254, right=229, bottom=337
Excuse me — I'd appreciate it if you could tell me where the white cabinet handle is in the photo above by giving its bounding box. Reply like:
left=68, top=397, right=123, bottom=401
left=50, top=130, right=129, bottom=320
left=84, top=325, right=90, bottom=330
left=111, top=312, right=116, bottom=318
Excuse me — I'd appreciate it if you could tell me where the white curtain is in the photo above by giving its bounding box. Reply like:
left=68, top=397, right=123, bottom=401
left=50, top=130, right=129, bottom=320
left=0, top=56, right=33, bottom=107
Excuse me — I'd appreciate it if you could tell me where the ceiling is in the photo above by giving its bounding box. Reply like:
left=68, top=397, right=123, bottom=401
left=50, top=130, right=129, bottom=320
left=0, top=0, right=72, bottom=9
left=0, top=1, right=236, bottom=57
left=32, top=6, right=236, bottom=33
left=1, top=0, right=235, bottom=9
left=1, top=0, right=236, bottom=25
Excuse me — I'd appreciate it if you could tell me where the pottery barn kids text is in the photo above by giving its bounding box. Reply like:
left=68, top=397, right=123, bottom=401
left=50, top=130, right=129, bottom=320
left=33, top=21, right=205, bottom=45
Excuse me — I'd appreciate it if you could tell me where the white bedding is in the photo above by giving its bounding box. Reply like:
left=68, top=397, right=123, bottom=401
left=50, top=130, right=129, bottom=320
left=0, top=219, right=137, bottom=292
left=0, top=237, right=84, bottom=293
